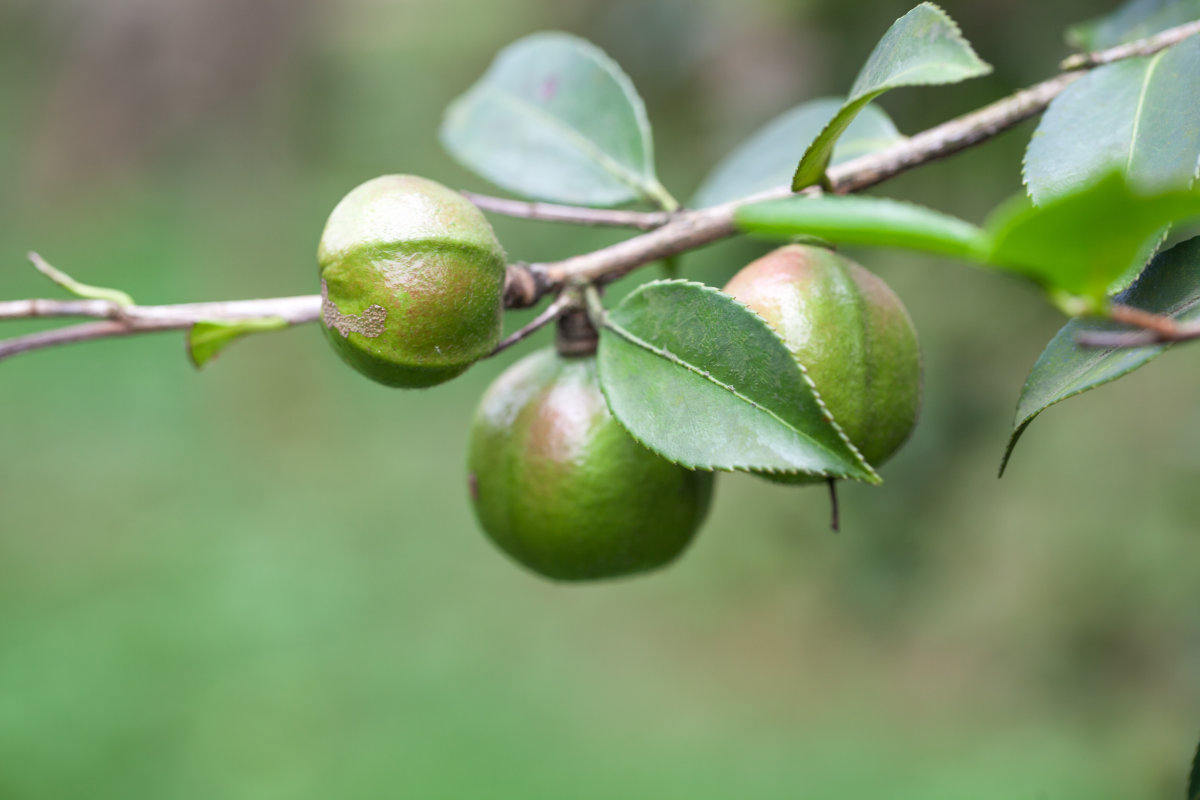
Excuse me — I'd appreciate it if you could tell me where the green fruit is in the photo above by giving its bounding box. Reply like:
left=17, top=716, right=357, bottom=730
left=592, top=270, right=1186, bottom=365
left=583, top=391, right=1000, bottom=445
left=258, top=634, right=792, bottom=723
left=723, top=244, right=921, bottom=472
left=467, top=348, right=715, bottom=581
left=317, top=175, right=507, bottom=388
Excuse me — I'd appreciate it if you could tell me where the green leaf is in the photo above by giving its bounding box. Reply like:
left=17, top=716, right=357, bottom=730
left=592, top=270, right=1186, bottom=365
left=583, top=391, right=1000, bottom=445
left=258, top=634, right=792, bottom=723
left=1000, top=235, right=1200, bottom=475
left=1068, top=0, right=1200, bottom=50
left=440, top=32, right=675, bottom=210
left=187, top=318, right=289, bottom=369
left=735, top=195, right=991, bottom=260
left=1189, top=733, right=1200, bottom=800
left=986, top=172, right=1200, bottom=301
left=692, top=99, right=904, bottom=208
left=595, top=280, right=879, bottom=483
left=29, top=252, right=134, bottom=306
left=791, top=3, right=991, bottom=191
left=737, top=178, right=1200, bottom=306
left=1025, top=37, right=1200, bottom=203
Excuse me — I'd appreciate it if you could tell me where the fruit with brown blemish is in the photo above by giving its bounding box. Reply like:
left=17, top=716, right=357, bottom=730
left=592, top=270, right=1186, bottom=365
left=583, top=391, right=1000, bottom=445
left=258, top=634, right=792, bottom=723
left=317, top=175, right=507, bottom=388
left=467, top=348, right=715, bottom=581
left=723, top=244, right=921, bottom=474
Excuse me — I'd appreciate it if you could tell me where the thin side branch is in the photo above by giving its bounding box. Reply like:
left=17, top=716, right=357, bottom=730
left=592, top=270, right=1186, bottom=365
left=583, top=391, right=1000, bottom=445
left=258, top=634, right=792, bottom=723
left=1074, top=327, right=1200, bottom=348
left=490, top=293, right=572, bottom=356
left=463, top=192, right=672, bottom=231
left=0, top=294, right=320, bottom=362
left=1108, top=303, right=1182, bottom=337
left=1075, top=306, right=1200, bottom=348
left=6, top=19, right=1200, bottom=363
left=529, top=72, right=1081, bottom=290
left=1061, top=19, right=1200, bottom=70
left=1, top=294, right=320, bottom=326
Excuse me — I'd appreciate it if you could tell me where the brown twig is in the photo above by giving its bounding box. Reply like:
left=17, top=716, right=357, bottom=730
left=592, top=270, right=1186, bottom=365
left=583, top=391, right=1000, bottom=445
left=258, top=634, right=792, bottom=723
left=1073, top=301, right=1200, bottom=348
left=6, top=20, right=1200, bottom=364
left=528, top=72, right=1081, bottom=290
left=1075, top=311, right=1200, bottom=348
left=0, top=288, right=319, bottom=362
left=1061, top=19, right=1200, bottom=70
left=490, top=293, right=573, bottom=356
left=1107, top=303, right=1183, bottom=337
left=463, top=192, right=672, bottom=231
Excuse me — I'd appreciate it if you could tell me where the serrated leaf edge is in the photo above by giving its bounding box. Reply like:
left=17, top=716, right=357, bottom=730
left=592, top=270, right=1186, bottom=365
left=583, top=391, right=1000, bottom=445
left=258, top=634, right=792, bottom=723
left=599, top=279, right=881, bottom=483
left=440, top=31, right=667, bottom=208
left=999, top=264, right=1200, bottom=475
left=998, top=338, right=1169, bottom=476
left=1024, top=39, right=1200, bottom=205
left=793, top=2, right=992, bottom=190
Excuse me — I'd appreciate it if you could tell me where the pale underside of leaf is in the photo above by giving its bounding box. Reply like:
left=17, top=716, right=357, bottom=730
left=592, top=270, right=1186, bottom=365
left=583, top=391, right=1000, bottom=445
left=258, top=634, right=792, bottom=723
left=484, top=89, right=656, bottom=202
left=439, top=32, right=670, bottom=208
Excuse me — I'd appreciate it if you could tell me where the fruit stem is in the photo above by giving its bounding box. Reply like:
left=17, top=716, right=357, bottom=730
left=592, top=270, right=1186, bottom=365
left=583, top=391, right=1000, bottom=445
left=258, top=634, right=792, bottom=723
left=555, top=305, right=599, bottom=357
left=827, top=479, right=840, bottom=533
left=491, top=293, right=573, bottom=357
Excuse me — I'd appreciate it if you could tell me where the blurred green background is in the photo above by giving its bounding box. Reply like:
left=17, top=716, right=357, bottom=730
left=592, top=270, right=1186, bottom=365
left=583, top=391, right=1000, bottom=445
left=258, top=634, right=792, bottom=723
left=1, top=0, right=1199, bottom=797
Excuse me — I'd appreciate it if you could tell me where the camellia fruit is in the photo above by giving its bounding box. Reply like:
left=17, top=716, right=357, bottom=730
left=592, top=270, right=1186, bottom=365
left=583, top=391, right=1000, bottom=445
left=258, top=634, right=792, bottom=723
left=467, top=347, right=715, bottom=581
left=317, top=174, right=507, bottom=388
left=723, top=243, right=921, bottom=472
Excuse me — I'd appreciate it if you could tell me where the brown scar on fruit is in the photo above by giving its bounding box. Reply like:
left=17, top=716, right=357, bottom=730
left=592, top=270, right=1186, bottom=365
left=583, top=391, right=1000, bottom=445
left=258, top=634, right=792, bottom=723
left=321, top=279, right=387, bottom=338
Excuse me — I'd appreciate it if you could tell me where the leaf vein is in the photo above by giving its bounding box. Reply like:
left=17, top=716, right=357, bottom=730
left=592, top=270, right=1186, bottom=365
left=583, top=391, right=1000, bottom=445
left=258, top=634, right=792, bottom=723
left=488, top=90, right=654, bottom=203
left=601, top=317, right=860, bottom=478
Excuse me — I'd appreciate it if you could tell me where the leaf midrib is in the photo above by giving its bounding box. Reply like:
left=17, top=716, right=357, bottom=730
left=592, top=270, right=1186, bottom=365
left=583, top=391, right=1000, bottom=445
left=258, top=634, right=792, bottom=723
left=602, top=316, right=875, bottom=480
left=1015, top=288, right=1200, bottom=424
left=487, top=89, right=653, bottom=202
left=1126, top=49, right=1167, bottom=173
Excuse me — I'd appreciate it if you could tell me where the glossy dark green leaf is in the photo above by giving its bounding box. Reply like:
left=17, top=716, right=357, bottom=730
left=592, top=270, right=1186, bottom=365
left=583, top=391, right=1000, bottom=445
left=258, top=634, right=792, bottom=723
left=1025, top=37, right=1200, bottom=203
left=735, top=195, right=991, bottom=260
left=440, top=32, right=675, bottom=209
left=188, top=318, right=289, bottom=369
left=1000, top=236, right=1200, bottom=475
left=595, top=280, right=880, bottom=483
left=1068, top=0, right=1200, bottom=50
left=693, top=99, right=904, bottom=208
left=986, top=172, right=1200, bottom=301
left=791, top=3, right=990, bottom=190
left=1189, top=734, right=1200, bottom=800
